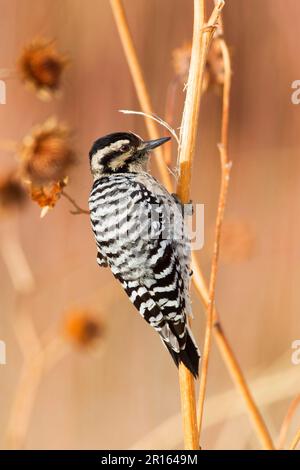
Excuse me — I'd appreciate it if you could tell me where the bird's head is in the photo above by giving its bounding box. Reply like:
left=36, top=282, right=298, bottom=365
left=89, top=131, right=170, bottom=179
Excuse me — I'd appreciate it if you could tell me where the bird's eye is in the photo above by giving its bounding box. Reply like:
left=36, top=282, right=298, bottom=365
left=120, top=144, right=130, bottom=152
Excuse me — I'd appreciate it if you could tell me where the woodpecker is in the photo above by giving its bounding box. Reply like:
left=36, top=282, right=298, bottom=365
left=88, top=132, right=200, bottom=377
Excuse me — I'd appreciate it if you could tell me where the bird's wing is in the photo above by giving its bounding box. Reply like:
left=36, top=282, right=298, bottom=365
left=109, top=179, right=191, bottom=349
left=117, top=238, right=199, bottom=376
left=117, top=243, right=186, bottom=354
left=133, top=175, right=192, bottom=316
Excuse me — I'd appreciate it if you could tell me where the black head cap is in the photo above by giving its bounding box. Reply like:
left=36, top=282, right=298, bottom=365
left=89, top=132, right=140, bottom=161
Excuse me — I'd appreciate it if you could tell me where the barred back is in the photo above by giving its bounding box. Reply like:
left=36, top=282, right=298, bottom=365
left=89, top=172, right=199, bottom=376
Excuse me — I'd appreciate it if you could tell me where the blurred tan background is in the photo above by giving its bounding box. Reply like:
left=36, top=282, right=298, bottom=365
left=0, top=0, right=299, bottom=450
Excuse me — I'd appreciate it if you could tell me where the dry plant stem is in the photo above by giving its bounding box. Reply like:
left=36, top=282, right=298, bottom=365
left=219, top=39, right=230, bottom=151
left=212, top=314, right=274, bottom=450
left=194, top=259, right=275, bottom=450
left=5, top=355, right=44, bottom=449
left=131, top=354, right=299, bottom=449
left=177, top=0, right=224, bottom=201
left=193, top=36, right=274, bottom=450
left=164, top=78, right=180, bottom=166
left=61, top=190, right=89, bottom=215
left=178, top=365, right=198, bottom=449
left=1, top=219, right=67, bottom=449
left=278, top=394, right=300, bottom=449
left=197, top=34, right=231, bottom=440
left=110, top=0, right=172, bottom=192
left=120, top=110, right=179, bottom=145
left=197, top=34, right=273, bottom=450
left=4, top=334, right=68, bottom=449
left=289, top=428, right=300, bottom=450
left=110, top=0, right=202, bottom=448
left=0, top=221, right=35, bottom=294
left=110, top=0, right=274, bottom=451
left=13, top=297, right=42, bottom=359
left=175, top=0, right=224, bottom=450
left=197, top=155, right=231, bottom=438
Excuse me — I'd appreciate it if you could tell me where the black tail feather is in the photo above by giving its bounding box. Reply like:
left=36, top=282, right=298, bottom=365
left=165, top=332, right=200, bottom=378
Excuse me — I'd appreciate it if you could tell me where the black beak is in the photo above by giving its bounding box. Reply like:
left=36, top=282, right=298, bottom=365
left=143, top=136, right=171, bottom=150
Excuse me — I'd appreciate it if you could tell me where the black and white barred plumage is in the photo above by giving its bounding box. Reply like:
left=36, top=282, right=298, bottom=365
left=88, top=132, right=200, bottom=377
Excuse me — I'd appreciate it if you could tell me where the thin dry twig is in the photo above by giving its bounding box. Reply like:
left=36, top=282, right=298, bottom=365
left=119, top=109, right=178, bottom=179
left=110, top=0, right=173, bottom=192
left=278, top=394, right=300, bottom=449
left=289, top=428, right=300, bottom=450
left=176, top=0, right=224, bottom=201
left=13, top=297, right=42, bottom=360
left=197, top=34, right=231, bottom=441
left=131, top=351, right=299, bottom=449
left=2, top=245, right=68, bottom=450
left=4, top=333, right=69, bottom=449
left=213, top=316, right=274, bottom=449
left=119, top=109, right=180, bottom=146
left=61, top=190, right=89, bottom=215
left=192, top=264, right=275, bottom=450
left=0, top=221, right=35, bottom=294
left=164, top=77, right=180, bottom=166
left=5, top=354, right=44, bottom=449
left=109, top=0, right=274, bottom=451
left=193, top=26, right=274, bottom=451
left=0, top=232, right=35, bottom=294
left=197, top=165, right=231, bottom=437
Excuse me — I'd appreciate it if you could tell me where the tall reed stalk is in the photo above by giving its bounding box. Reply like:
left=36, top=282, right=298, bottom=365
left=110, top=0, right=274, bottom=450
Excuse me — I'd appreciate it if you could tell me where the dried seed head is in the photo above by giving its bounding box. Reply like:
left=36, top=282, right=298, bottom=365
left=172, top=38, right=225, bottom=92
left=29, top=179, right=67, bottom=209
left=18, top=38, right=68, bottom=100
left=21, top=118, right=76, bottom=185
left=204, top=37, right=225, bottom=92
left=172, top=42, right=191, bottom=84
left=63, top=310, right=105, bottom=348
left=0, top=174, right=27, bottom=213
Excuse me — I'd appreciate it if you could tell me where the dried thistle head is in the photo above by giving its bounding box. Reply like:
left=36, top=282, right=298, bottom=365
left=172, top=42, right=191, bottom=84
left=0, top=174, right=27, bottom=214
left=172, top=38, right=225, bottom=92
left=204, top=37, right=225, bottom=93
left=29, top=179, right=67, bottom=210
left=18, top=38, right=68, bottom=100
left=21, top=118, right=76, bottom=185
left=63, top=310, right=105, bottom=349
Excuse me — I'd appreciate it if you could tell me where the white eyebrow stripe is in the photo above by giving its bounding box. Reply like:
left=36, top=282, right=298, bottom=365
left=93, top=139, right=130, bottom=159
